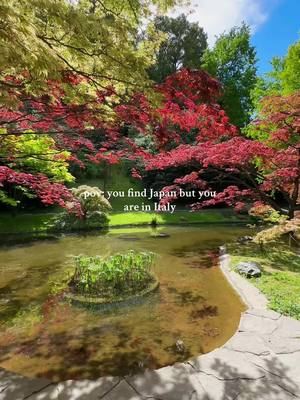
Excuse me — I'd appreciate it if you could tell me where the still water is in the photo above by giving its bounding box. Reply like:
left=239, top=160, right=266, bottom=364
left=0, top=226, right=248, bottom=381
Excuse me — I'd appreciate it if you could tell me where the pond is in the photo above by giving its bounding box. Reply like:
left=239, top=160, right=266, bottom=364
left=0, top=225, right=249, bottom=381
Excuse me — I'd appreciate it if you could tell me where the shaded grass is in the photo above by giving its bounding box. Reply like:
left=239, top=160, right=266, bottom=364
left=0, top=212, right=53, bottom=234
left=229, top=242, right=300, bottom=273
left=230, top=243, right=300, bottom=320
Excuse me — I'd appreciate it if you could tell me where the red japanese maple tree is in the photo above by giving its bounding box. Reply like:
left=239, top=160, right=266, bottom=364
left=0, top=73, right=127, bottom=213
left=119, top=69, right=300, bottom=219
left=1, top=68, right=299, bottom=219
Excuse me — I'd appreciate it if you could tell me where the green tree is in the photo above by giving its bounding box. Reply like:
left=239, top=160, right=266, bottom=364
left=0, top=0, right=178, bottom=106
left=281, top=37, right=300, bottom=94
left=202, top=24, right=257, bottom=128
left=149, top=14, right=208, bottom=82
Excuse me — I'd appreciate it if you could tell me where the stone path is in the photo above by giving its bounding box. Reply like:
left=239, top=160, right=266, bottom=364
left=1, top=254, right=300, bottom=400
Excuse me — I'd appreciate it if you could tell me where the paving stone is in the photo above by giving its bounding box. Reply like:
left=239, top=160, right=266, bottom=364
left=194, top=372, right=296, bottom=400
left=246, top=308, right=281, bottom=320
left=57, top=377, right=120, bottom=400
left=238, top=313, right=279, bottom=335
left=24, top=377, right=121, bottom=400
left=126, top=363, right=206, bottom=400
left=264, top=335, right=300, bottom=354
left=101, top=380, right=142, bottom=400
left=19, top=383, right=63, bottom=400
left=273, top=316, right=300, bottom=338
left=224, top=331, right=270, bottom=356
left=189, top=348, right=265, bottom=380
left=0, top=369, right=51, bottom=400
left=248, top=353, right=300, bottom=396
left=220, top=266, right=268, bottom=309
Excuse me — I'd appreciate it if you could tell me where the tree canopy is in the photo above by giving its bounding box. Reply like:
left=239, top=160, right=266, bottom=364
left=0, top=0, right=179, bottom=106
left=202, top=24, right=257, bottom=128
left=148, top=14, right=208, bottom=83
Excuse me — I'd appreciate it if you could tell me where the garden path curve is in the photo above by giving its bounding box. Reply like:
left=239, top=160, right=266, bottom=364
left=1, top=253, right=300, bottom=400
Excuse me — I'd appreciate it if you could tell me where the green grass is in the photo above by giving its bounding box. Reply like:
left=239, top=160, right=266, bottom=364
left=0, top=209, right=252, bottom=234
left=230, top=244, right=300, bottom=320
left=255, top=272, right=300, bottom=320
left=109, top=210, right=250, bottom=227
left=230, top=243, right=300, bottom=273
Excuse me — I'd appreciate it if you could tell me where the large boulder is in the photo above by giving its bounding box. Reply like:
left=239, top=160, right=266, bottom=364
left=236, top=261, right=261, bottom=278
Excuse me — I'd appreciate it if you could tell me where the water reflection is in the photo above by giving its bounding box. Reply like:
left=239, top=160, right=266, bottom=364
left=0, top=226, right=248, bottom=381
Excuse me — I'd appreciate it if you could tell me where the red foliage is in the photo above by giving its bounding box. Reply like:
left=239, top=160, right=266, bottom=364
left=1, top=68, right=299, bottom=218
left=0, top=73, right=122, bottom=211
left=119, top=69, right=299, bottom=218
left=0, top=166, right=82, bottom=216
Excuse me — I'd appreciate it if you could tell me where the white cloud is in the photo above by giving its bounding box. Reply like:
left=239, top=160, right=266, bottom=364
left=170, top=0, right=274, bottom=45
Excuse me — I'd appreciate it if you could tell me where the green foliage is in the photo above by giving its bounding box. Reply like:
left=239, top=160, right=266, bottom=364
left=52, top=211, right=109, bottom=231
left=70, top=251, right=155, bottom=297
left=0, top=132, right=74, bottom=183
left=250, top=57, right=284, bottom=113
left=281, top=38, right=300, bottom=94
left=202, top=23, right=257, bottom=127
left=0, top=0, right=179, bottom=106
left=149, top=14, right=208, bottom=82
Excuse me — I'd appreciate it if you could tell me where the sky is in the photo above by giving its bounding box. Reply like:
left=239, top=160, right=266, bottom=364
left=171, top=0, right=300, bottom=75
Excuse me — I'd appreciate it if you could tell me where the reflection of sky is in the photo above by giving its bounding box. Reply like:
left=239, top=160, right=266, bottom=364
left=170, top=0, right=300, bottom=75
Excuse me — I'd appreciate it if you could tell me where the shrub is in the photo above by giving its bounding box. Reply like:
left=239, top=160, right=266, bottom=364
left=69, top=250, right=155, bottom=298
left=253, top=218, right=300, bottom=245
left=52, top=185, right=111, bottom=231
left=71, top=185, right=111, bottom=216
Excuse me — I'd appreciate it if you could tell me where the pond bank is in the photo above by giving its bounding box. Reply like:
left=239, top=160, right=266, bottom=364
left=1, top=251, right=300, bottom=399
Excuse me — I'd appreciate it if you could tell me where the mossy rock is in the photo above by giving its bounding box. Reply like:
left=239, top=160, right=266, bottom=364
left=64, top=276, right=159, bottom=310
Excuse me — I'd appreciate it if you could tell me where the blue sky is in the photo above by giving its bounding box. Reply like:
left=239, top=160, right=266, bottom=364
left=252, top=0, right=300, bottom=75
left=173, top=0, right=300, bottom=76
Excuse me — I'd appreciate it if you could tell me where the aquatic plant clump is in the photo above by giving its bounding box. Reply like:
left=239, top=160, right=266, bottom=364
left=69, top=251, right=156, bottom=298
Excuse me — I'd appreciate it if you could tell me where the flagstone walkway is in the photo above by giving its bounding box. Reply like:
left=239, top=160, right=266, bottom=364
left=1, top=254, right=300, bottom=400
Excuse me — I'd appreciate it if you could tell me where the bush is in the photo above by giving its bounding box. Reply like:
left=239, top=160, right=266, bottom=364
left=71, top=185, right=111, bottom=215
left=51, top=185, right=111, bottom=231
left=253, top=218, right=300, bottom=245
left=69, top=250, right=155, bottom=298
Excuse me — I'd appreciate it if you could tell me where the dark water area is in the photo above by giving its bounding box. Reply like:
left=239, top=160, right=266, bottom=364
left=0, top=226, right=249, bottom=381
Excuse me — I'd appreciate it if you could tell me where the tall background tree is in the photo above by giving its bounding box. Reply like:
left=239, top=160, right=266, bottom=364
left=202, top=23, right=257, bottom=128
left=148, top=14, right=208, bottom=83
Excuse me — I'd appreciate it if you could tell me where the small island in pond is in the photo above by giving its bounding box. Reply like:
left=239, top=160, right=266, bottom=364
left=66, top=250, right=159, bottom=307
